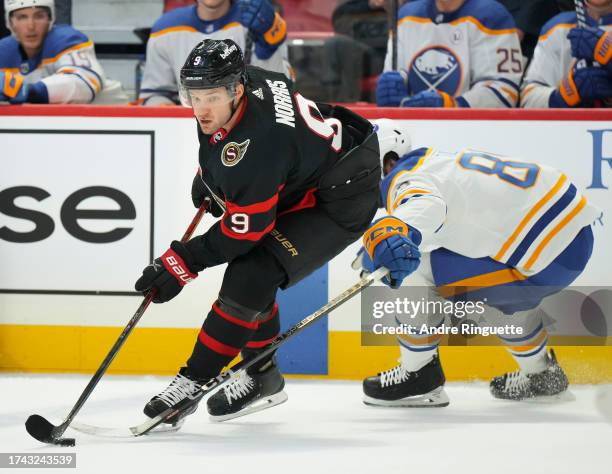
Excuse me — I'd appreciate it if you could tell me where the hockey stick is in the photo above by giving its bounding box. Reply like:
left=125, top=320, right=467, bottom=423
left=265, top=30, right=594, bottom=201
left=574, top=0, right=594, bottom=69
left=69, top=266, right=389, bottom=438
left=575, top=0, right=588, bottom=27
left=25, top=201, right=209, bottom=447
left=389, top=0, right=399, bottom=70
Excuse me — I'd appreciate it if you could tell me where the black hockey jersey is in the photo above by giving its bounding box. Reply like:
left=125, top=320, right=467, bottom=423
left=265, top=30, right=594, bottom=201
left=187, top=66, right=345, bottom=269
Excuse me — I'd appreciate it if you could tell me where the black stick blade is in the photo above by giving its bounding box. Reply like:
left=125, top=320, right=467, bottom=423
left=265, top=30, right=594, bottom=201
left=25, top=414, right=56, bottom=443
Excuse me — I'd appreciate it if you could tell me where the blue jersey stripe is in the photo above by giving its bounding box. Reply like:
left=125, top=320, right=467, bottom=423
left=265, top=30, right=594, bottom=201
left=485, top=85, right=512, bottom=108
left=398, top=339, right=440, bottom=352
left=506, top=184, right=577, bottom=267
left=510, top=338, right=548, bottom=357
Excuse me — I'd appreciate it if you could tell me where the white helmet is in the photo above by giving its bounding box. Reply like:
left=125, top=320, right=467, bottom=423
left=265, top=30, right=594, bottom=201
left=371, top=118, right=411, bottom=162
left=4, top=0, right=55, bottom=32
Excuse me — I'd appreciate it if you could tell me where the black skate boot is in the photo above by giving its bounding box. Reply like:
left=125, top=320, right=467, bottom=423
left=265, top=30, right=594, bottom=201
left=490, top=349, right=569, bottom=401
left=207, top=354, right=287, bottom=422
left=143, top=366, right=205, bottom=431
left=363, top=355, right=449, bottom=407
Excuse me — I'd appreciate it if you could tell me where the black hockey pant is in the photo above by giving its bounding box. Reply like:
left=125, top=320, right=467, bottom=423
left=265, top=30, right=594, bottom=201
left=186, top=206, right=366, bottom=379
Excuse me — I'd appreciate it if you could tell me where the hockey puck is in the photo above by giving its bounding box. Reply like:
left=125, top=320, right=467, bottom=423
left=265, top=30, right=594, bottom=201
left=56, top=438, right=76, bottom=447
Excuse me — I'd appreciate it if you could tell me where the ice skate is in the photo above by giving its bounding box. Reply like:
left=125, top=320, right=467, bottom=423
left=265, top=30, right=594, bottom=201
left=363, top=355, right=449, bottom=407
left=207, top=356, right=287, bottom=422
left=490, top=349, right=569, bottom=401
left=143, top=367, right=205, bottom=430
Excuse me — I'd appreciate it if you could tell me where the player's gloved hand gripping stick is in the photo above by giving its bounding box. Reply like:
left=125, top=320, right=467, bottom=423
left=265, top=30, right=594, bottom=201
left=24, top=202, right=209, bottom=447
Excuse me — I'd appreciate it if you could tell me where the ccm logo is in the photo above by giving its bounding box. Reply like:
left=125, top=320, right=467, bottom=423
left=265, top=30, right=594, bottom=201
left=164, top=255, right=195, bottom=285
left=365, top=225, right=405, bottom=243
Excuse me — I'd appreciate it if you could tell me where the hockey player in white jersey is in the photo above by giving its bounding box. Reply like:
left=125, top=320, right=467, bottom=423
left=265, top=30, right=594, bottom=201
left=0, top=0, right=127, bottom=104
left=356, top=120, right=599, bottom=406
left=139, top=0, right=290, bottom=106
left=521, top=0, right=612, bottom=108
left=376, top=0, right=523, bottom=108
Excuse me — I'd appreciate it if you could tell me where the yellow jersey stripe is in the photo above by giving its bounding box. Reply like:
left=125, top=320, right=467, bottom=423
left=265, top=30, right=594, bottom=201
left=41, top=40, right=94, bottom=66
left=437, top=267, right=528, bottom=299
left=390, top=189, right=431, bottom=213
left=222, top=21, right=241, bottom=30
left=149, top=26, right=198, bottom=38
left=399, top=15, right=518, bottom=36
left=539, top=23, right=574, bottom=42
left=523, top=195, right=587, bottom=271
left=500, top=86, right=518, bottom=104
left=494, top=174, right=567, bottom=261
left=386, top=148, right=433, bottom=213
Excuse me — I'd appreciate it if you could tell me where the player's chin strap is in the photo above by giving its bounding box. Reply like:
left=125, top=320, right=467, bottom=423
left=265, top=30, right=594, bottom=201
left=228, top=82, right=246, bottom=116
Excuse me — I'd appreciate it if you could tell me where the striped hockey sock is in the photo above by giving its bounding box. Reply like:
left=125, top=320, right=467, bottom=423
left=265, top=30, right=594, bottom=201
left=499, top=321, right=549, bottom=374
left=397, top=318, right=443, bottom=372
left=187, top=300, right=259, bottom=379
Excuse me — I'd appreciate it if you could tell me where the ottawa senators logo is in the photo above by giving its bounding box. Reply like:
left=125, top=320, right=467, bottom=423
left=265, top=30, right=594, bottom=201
left=221, top=139, right=250, bottom=167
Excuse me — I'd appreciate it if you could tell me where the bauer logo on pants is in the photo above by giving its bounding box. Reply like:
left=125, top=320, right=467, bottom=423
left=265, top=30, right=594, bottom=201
left=221, top=140, right=250, bottom=167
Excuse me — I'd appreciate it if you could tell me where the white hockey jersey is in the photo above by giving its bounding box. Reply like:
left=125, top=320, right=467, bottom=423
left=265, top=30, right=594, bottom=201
left=382, top=147, right=600, bottom=275
left=385, top=0, right=523, bottom=107
left=0, top=24, right=127, bottom=104
left=521, top=11, right=612, bottom=108
left=139, top=4, right=291, bottom=105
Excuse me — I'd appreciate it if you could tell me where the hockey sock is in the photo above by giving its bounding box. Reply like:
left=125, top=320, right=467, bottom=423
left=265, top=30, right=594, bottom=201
left=499, top=320, right=549, bottom=374
left=187, top=299, right=260, bottom=380
left=399, top=341, right=440, bottom=372
left=243, top=303, right=281, bottom=372
left=245, top=303, right=280, bottom=351
left=397, top=320, right=442, bottom=372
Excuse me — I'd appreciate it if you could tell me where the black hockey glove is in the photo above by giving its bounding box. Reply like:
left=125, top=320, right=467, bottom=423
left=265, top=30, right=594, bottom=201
left=135, top=241, right=203, bottom=303
left=191, top=172, right=224, bottom=217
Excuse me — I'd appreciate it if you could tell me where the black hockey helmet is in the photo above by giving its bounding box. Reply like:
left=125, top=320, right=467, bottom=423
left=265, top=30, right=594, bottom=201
left=179, top=39, right=246, bottom=106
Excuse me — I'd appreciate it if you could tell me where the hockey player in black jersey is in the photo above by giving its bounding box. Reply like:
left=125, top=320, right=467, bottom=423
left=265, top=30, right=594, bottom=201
left=134, top=39, right=381, bottom=426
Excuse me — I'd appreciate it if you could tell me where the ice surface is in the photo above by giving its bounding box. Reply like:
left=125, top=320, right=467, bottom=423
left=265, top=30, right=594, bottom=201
left=1, top=374, right=611, bottom=474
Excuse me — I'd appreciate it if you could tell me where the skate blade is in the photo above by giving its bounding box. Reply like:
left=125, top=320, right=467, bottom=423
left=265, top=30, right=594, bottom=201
left=147, top=418, right=186, bottom=433
left=494, top=389, right=576, bottom=404
left=70, top=419, right=183, bottom=438
left=363, top=387, right=450, bottom=408
left=209, top=390, right=289, bottom=422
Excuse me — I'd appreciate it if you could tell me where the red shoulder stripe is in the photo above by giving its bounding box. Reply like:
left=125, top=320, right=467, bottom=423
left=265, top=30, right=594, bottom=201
left=225, top=185, right=283, bottom=215
left=226, top=193, right=279, bottom=215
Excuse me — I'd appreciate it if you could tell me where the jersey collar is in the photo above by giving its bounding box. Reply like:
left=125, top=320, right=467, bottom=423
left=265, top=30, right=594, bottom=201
left=208, top=95, right=248, bottom=145
left=427, top=0, right=467, bottom=24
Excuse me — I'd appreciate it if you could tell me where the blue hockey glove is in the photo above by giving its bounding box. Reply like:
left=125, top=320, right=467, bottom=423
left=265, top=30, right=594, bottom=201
left=0, top=72, right=48, bottom=104
left=0, top=71, right=28, bottom=104
left=351, top=247, right=376, bottom=278
left=549, top=64, right=612, bottom=107
left=376, top=71, right=409, bottom=107
left=568, top=26, right=612, bottom=70
left=400, top=89, right=461, bottom=108
left=237, top=0, right=285, bottom=42
left=361, top=217, right=422, bottom=289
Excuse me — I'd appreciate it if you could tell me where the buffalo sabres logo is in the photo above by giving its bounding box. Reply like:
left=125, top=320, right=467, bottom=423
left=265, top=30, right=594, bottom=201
left=221, top=139, right=250, bottom=167
left=408, top=46, right=461, bottom=96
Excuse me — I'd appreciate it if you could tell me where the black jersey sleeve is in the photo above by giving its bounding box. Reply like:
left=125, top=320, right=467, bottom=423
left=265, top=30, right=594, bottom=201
left=184, top=137, right=291, bottom=269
